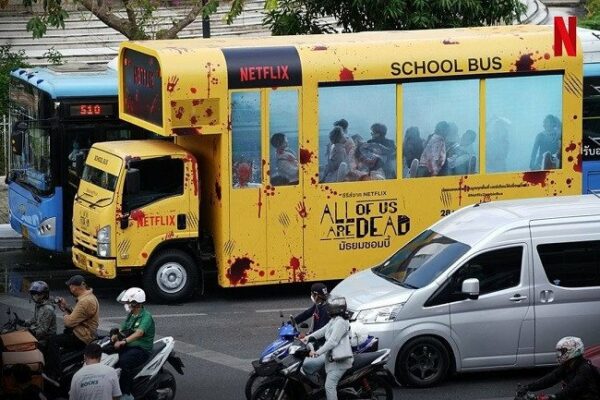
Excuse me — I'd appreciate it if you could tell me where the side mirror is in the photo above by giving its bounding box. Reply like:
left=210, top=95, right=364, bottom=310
left=75, top=153, right=85, bottom=177
left=461, top=278, right=480, bottom=300
left=10, top=121, right=27, bottom=155
left=120, top=215, right=129, bottom=230
left=125, top=168, right=140, bottom=195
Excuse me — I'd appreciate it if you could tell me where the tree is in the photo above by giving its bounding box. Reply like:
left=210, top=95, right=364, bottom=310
left=580, top=0, right=600, bottom=30
left=13, top=0, right=221, bottom=40
left=262, top=0, right=527, bottom=35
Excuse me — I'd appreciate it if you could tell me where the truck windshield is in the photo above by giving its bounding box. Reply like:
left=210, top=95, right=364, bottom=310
left=372, top=229, right=470, bottom=289
left=81, top=164, right=118, bottom=191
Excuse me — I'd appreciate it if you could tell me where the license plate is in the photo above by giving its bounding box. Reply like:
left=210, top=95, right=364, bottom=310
left=21, top=226, right=28, bottom=239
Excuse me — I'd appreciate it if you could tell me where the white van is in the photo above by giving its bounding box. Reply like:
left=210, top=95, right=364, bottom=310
left=333, top=195, right=600, bottom=387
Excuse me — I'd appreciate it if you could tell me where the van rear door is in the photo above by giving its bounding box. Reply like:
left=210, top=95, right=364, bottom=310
left=530, top=217, right=600, bottom=365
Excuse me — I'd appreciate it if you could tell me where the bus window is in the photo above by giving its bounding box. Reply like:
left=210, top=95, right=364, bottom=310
left=485, top=75, right=563, bottom=173
left=403, top=79, right=479, bottom=178
left=318, top=84, right=396, bottom=183
left=269, top=89, right=299, bottom=186
left=231, top=91, right=262, bottom=188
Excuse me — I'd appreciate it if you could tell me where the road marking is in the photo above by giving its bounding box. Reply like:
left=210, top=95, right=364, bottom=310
left=101, top=313, right=207, bottom=320
left=255, top=307, right=306, bottom=313
left=0, top=294, right=254, bottom=373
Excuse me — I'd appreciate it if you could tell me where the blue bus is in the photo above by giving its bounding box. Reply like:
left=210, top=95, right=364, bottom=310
left=7, top=63, right=153, bottom=252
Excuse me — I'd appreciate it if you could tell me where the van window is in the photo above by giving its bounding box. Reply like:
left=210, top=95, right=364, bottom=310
left=373, top=229, right=470, bottom=289
left=123, top=158, right=184, bottom=211
left=426, top=246, right=523, bottom=306
left=537, top=241, right=600, bottom=287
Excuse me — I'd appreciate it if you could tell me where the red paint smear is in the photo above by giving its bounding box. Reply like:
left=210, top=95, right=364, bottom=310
left=544, top=53, right=551, bottom=60
left=299, top=148, right=313, bottom=165
left=142, top=252, right=148, bottom=259
left=566, top=142, right=576, bottom=152
left=205, top=107, right=214, bottom=117
left=288, top=257, right=305, bottom=282
left=312, top=45, right=328, bottom=51
left=443, top=39, right=459, bottom=45
left=296, top=201, right=308, bottom=218
left=522, top=171, right=550, bottom=187
left=339, top=67, right=354, bottom=81
left=574, top=154, right=582, bottom=172
left=458, top=176, right=464, bottom=206
left=515, top=54, right=535, bottom=72
left=191, top=87, right=197, bottom=94
left=215, top=180, right=222, bottom=201
left=130, top=209, right=145, bottom=225
left=257, top=191, right=263, bottom=218
left=226, top=257, right=254, bottom=285
left=185, top=155, right=199, bottom=196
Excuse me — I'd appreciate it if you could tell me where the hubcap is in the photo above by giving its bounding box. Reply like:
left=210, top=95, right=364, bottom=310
left=156, top=262, right=188, bottom=294
left=407, top=344, right=441, bottom=382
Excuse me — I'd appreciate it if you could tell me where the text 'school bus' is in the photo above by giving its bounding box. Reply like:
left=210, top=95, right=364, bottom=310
left=7, top=64, right=155, bottom=252
left=71, top=25, right=587, bottom=302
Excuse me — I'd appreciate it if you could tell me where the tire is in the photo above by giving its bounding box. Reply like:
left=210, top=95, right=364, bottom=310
left=395, top=336, right=450, bottom=387
left=156, top=369, right=177, bottom=400
left=245, top=372, right=266, bottom=400
left=143, top=249, right=199, bottom=303
left=354, top=374, right=394, bottom=400
left=251, top=378, right=293, bottom=400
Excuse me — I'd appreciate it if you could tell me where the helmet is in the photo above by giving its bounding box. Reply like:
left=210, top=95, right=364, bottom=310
left=29, top=281, right=49, bottom=303
left=325, top=296, right=347, bottom=317
left=311, top=283, right=328, bottom=299
left=117, top=287, right=146, bottom=304
left=556, top=336, right=584, bottom=364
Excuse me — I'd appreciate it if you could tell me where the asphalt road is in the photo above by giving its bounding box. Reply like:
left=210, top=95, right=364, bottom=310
left=0, top=250, right=556, bottom=400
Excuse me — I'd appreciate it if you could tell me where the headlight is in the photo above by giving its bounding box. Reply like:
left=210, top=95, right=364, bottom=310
left=356, top=304, right=404, bottom=324
left=97, top=225, right=111, bottom=257
left=38, top=217, right=56, bottom=236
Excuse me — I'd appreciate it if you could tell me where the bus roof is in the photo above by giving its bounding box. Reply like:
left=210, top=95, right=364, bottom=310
left=93, top=140, right=186, bottom=159
left=433, top=195, right=600, bottom=246
left=10, top=63, right=118, bottom=99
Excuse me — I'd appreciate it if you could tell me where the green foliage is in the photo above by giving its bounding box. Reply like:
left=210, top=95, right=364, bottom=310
left=24, top=0, right=68, bottom=39
left=44, top=47, right=64, bottom=65
left=580, top=0, right=600, bottom=30
left=262, top=0, right=527, bottom=35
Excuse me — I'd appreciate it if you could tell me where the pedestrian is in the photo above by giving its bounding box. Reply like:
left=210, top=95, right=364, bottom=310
left=69, top=343, right=121, bottom=400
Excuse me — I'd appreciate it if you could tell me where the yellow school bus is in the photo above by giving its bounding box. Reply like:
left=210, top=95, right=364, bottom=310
left=71, top=25, right=582, bottom=302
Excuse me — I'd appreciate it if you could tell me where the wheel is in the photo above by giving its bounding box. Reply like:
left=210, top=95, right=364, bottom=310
left=251, top=378, right=292, bottom=400
left=143, top=249, right=199, bottom=303
left=354, top=374, right=394, bottom=400
left=245, top=372, right=266, bottom=400
left=145, top=369, right=176, bottom=400
left=395, top=336, right=450, bottom=387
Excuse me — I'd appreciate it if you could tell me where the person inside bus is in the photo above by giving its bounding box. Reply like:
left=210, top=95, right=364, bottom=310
left=270, top=133, right=299, bottom=185
left=447, top=129, right=477, bottom=175
left=417, top=121, right=449, bottom=177
left=367, top=123, right=396, bottom=178
left=442, top=122, right=460, bottom=176
left=233, top=158, right=253, bottom=188
left=402, top=126, right=424, bottom=178
left=333, top=119, right=356, bottom=162
left=323, top=126, right=349, bottom=183
left=486, top=116, right=511, bottom=173
left=353, top=143, right=386, bottom=181
left=530, top=114, right=561, bottom=170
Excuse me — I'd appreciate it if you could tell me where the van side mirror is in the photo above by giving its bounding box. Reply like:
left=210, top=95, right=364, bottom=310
left=125, top=168, right=140, bottom=195
left=10, top=122, right=27, bottom=155
left=461, top=278, right=480, bottom=300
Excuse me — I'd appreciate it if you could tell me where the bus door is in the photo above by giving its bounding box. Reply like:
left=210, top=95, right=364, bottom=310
left=264, top=88, right=304, bottom=283
left=229, top=91, right=268, bottom=283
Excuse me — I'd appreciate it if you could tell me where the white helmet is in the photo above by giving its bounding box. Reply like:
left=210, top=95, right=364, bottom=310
left=556, top=336, right=584, bottom=364
left=117, top=287, right=146, bottom=304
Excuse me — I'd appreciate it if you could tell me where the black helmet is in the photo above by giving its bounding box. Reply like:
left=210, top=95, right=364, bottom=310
left=325, top=296, right=347, bottom=317
left=29, top=281, right=49, bottom=302
left=311, top=282, right=328, bottom=299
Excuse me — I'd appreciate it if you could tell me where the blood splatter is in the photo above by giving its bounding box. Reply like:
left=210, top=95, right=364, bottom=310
left=190, top=87, right=197, bottom=94
left=130, top=209, right=145, bottom=225
left=544, top=53, right=551, bottom=60
left=205, top=107, right=214, bottom=117
left=310, top=177, right=317, bottom=185
left=259, top=271, right=265, bottom=277
left=192, top=99, right=200, bottom=106
left=566, top=142, right=576, bottom=152
left=226, top=257, right=254, bottom=285
left=173, top=128, right=201, bottom=136
left=299, top=148, right=313, bottom=165
left=215, top=180, right=222, bottom=201
left=175, top=107, right=184, bottom=119
left=566, top=178, right=572, bottom=186
left=257, top=191, right=263, bottom=218
left=190, top=116, right=198, bottom=125
left=171, top=101, right=177, bottom=107
left=522, top=171, right=550, bottom=187
left=141, top=252, right=148, bottom=259
left=515, top=54, right=535, bottom=72
left=288, top=257, right=306, bottom=282
left=568, top=156, right=574, bottom=162
left=339, top=67, right=354, bottom=81
left=296, top=201, right=307, bottom=218
left=350, top=268, right=358, bottom=274
left=269, top=270, right=275, bottom=276
left=166, top=76, right=179, bottom=92
left=185, top=155, right=199, bottom=196
left=312, top=45, right=328, bottom=51
left=443, top=39, right=459, bottom=45
left=574, top=154, right=582, bottom=172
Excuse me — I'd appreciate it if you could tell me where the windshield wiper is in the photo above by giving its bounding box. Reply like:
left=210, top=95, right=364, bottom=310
left=88, top=197, right=112, bottom=209
left=75, top=191, right=93, bottom=203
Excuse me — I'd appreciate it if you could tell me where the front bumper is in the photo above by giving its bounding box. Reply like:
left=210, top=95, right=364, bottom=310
left=72, top=247, right=116, bottom=279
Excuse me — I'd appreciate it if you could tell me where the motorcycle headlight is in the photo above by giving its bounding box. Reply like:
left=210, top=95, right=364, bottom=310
left=356, top=304, right=404, bottom=324
left=38, top=217, right=56, bottom=236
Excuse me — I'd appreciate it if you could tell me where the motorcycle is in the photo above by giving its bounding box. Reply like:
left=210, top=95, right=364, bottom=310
left=250, top=340, right=394, bottom=400
left=246, top=316, right=380, bottom=400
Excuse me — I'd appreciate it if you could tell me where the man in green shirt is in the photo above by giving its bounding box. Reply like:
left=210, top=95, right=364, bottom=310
left=111, top=287, right=155, bottom=400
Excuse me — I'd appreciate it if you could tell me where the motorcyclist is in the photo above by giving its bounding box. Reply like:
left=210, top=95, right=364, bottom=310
left=111, top=287, right=155, bottom=400
left=294, top=282, right=331, bottom=336
left=44, top=274, right=99, bottom=382
left=16, top=281, right=56, bottom=351
left=302, top=296, right=353, bottom=400
left=517, top=336, right=600, bottom=400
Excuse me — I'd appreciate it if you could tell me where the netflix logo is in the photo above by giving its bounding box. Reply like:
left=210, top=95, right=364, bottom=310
left=240, top=65, right=290, bottom=82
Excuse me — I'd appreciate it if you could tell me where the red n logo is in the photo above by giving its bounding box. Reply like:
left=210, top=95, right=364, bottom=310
left=554, top=16, right=577, bottom=57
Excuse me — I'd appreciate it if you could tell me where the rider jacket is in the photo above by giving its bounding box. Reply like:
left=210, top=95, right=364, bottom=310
left=524, top=356, right=600, bottom=400
left=23, top=299, right=56, bottom=343
left=295, top=302, right=330, bottom=333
